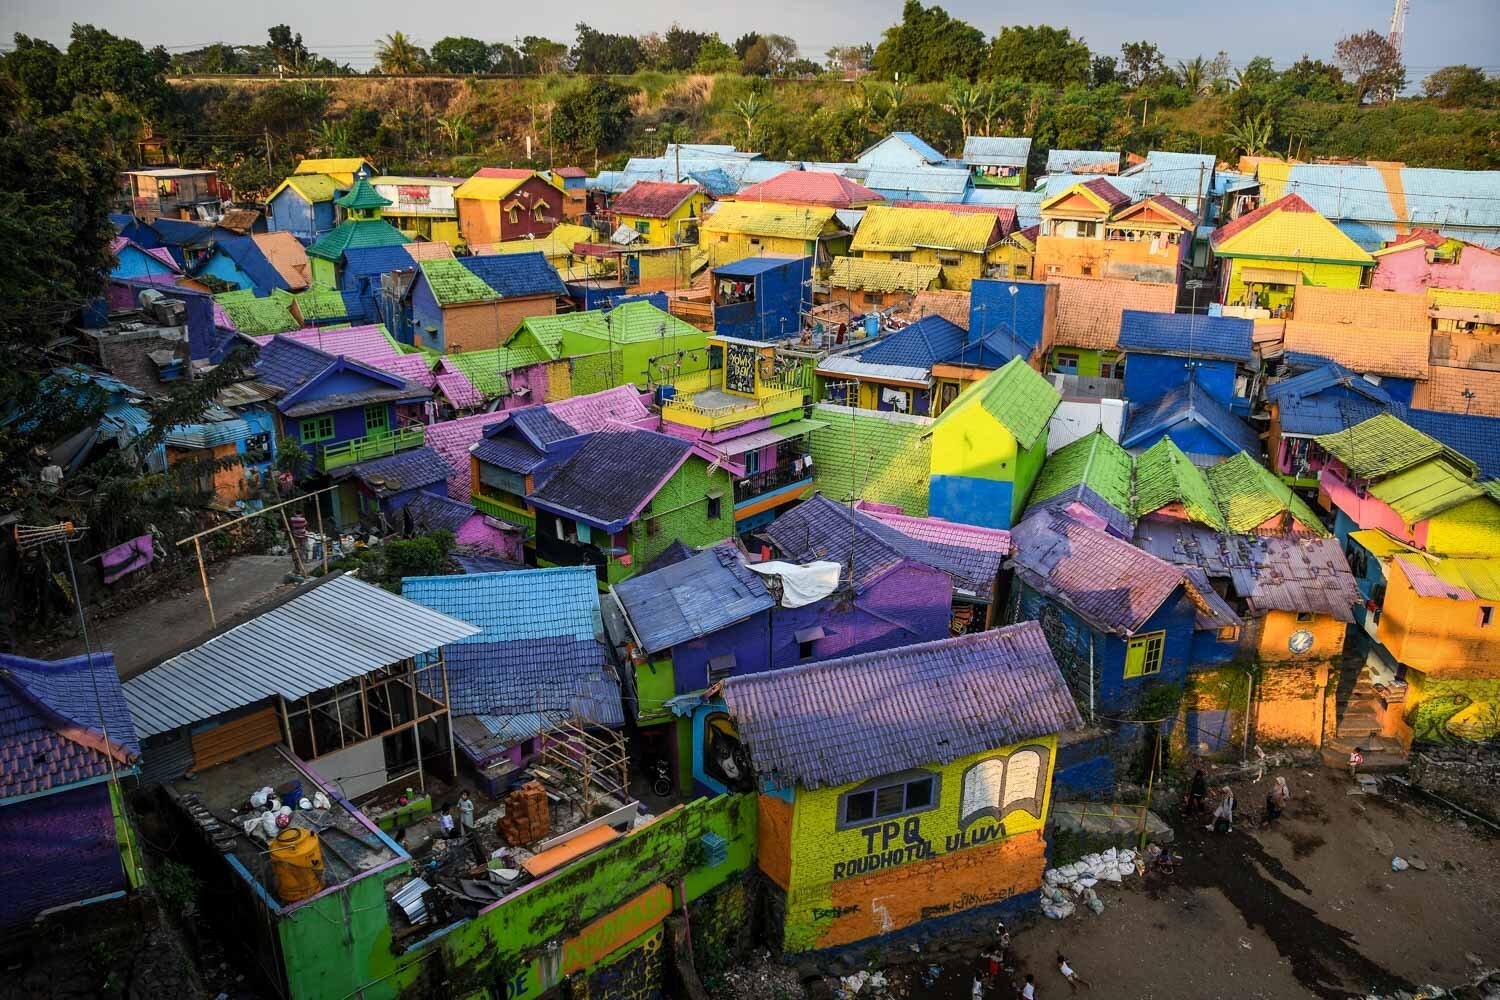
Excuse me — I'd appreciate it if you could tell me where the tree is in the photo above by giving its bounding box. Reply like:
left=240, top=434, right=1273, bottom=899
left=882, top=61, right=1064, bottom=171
left=987, top=25, right=1091, bottom=87
left=61, top=25, right=172, bottom=117
left=2, top=35, right=68, bottom=115
left=695, top=36, right=739, bottom=73
left=430, top=36, right=494, bottom=74
left=1225, top=110, right=1276, bottom=156
left=487, top=42, right=522, bottom=74
left=1334, top=30, right=1405, bottom=104
left=1423, top=65, right=1497, bottom=108
left=661, top=25, right=712, bottom=72
left=733, top=33, right=762, bottom=60
left=550, top=80, right=634, bottom=156
left=733, top=92, right=767, bottom=147
left=1089, top=56, right=1117, bottom=89
left=1177, top=56, right=1209, bottom=96
left=1120, top=41, right=1167, bottom=88
left=521, top=36, right=568, bottom=74
left=944, top=79, right=979, bottom=136
left=825, top=44, right=874, bottom=76
left=571, top=23, right=643, bottom=74
left=376, top=33, right=427, bottom=75
left=762, top=34, right=801, bottom=76
left=1206, top=51, right=1233, bottom=92
left=1233, top=56, right=1278, bottom=90
left=1280, top=56, right=1349, bottom=101
left=742, top=39, right=771, bottom=76
left=436, top=113, right=474, bottom=153
left=873, top=1, right=986, bottom=83
left=267, top=25, right=309, bottom=74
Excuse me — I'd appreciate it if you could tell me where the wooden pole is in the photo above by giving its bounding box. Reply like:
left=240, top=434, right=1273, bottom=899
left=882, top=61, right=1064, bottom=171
left=409, top=659, right=425, bottom=794
left=279, top=697, right=295, bottom=754
left=441, top=654, right=457, bottom=778
left=280, top=509, right=307, bottom=577
left=193, top=538, right=217, bottom=628
left=314, top=499, right=329, bottom=576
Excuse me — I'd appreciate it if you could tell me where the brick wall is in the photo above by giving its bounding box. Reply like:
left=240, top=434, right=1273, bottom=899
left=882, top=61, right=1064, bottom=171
left=0, top=782, right=125, bottom=928
left=809, top=404, right=933, bottom=516
left=627, top=458, right=734, bottom=573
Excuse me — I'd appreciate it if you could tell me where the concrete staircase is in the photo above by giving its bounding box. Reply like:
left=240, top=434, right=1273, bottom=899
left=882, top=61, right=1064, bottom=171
left=1321, top=663, right=1408, bottom=771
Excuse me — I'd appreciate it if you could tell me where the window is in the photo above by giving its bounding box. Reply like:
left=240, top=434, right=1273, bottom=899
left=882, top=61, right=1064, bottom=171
left=634, top=220, right=651, bottom=234
left=891, top=251, right=912, bottom=262
left=299, top=416, right=335, bottom=443
left=992, top=263, right=1010, bottom=277
left=706, top=495, right=722, bottom=520
left=646, top=517, right=660, bottom=537
left=937, top=253, right=961, bottom=267
left=749, top=238, right=761, bottom=247
left=363, top=404, right=388, bottom=435
left=1124, top=630, right=1165, bottom=678
left=707, top=654, right=736, bottom=684
left=507, top=206, right=519, bottom=224
left=718, top=234, right=728, bottom=243
left=838, top=772, right=938, bottom=829
left=1046, top=264, right=1063, bottom=275
left=1296, top=611, right=1316, bottom=623
left=1482, top=606, right=1495, bottom=627
left=1054, top=352, right=1080, bottom=375
left=1217, top=625, right=1240, bottom=642
left=1080, top=222, right=1099, bottom=239
left=534, top=205, right=546, bottom=221
left=798, top=638, right=815, bottom=660
left=865, top=291, right=885, bottom=307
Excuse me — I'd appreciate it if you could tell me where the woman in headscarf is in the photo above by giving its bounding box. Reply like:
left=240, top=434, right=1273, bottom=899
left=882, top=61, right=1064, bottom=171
left=1185, top=769, right=1209, bottom=817
left=1262, top=776, right=1290, bottom=827
left=1207, top=786, right=1235, bottom=833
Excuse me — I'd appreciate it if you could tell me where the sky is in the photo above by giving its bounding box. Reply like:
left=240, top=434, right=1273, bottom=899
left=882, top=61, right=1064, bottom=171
left=3, top=0, right=1497, bottom=77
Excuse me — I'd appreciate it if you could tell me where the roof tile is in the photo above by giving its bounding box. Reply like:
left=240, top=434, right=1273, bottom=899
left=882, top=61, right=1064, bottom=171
left=1050, top=276, right=1177, bottom=351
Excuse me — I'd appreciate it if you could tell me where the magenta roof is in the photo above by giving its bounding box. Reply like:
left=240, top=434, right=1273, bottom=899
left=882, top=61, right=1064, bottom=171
left=249, top=325, right=436, bottom=388
left=424, top=411, right=510, bottom=502
left=435, top=370, right=483, bottom=410
left=611, top=181, right=703, bottom=219
left=737, top=171, right=884, bottom=209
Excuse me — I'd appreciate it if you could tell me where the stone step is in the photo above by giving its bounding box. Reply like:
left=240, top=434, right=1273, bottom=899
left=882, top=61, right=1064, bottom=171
left=1321, top=735, right=1407, bottom=772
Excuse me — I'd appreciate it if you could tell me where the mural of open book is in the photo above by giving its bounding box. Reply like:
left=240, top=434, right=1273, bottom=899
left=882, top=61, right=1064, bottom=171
left=958, top=745, right=1050, bottom=832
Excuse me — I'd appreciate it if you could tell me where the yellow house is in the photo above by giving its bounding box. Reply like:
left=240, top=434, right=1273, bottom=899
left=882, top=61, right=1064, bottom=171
left=827, top=256, right=942, bottom=313
left=608, top=181, right=709, bottom=247
left=722, top=622, right=1082, bottom=955
left=988, top=224, right=1038, bottom=280
left=293, top=157, right=377, bottom=188
left=1209, top=193, right=1375, bottom=311
left=700, top=201, right=844, bottom=268
left=851, top=205, right=1003, bottom=291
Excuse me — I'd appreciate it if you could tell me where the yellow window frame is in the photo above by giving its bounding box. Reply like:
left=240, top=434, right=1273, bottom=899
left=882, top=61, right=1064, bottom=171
left=1124, top=630, right=1165, bottom=679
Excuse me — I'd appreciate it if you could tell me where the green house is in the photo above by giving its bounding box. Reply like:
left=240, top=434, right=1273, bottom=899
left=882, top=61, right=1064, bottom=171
left=506, top=301, right=709, bottom=395
left=306, top=179, right=410, bottom=289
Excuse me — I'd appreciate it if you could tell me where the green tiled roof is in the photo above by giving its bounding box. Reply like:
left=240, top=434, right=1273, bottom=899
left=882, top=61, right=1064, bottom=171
left=931, top=357, right=1059, bottom=449
left=1029, top=430, right=1133, bottom=516
left=273, top=286, right=350, bottom=322
left=442, top=343, right=556, bottom=395
left=215, top=290, right=300, bottom=334
left=420, top=259, right=500, bottom=307
left=512, top=302, right=702, bottom=352
left=1134, top=438, right=1226, bottom=530
left=335, top=178, right=391, bottom=211
left=1315, top=413, right=1474, bottom=481
left=1205, top=451, right=1327, bottom=535
left=810, top=404, right=934, bottom=516
left=307, top=219, right=410, bottom=262
left=1366, top=458, right=1485, bottom=524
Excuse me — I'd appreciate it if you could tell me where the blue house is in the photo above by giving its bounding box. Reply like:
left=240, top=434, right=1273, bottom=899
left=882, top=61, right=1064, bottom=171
left=267, top=174, right=343, bottom=241
left=1121, top=375, right=1260, bottom=460
left=460, top=251, right=567, bottom=302
left=968, top=278, right=1055, bottom=351
left=0, top=653, right=140, bottom=929
left=333, top=445, right=453, bottom=523
left=113, top=216, right=227, bottom=271
left=193, top=236, right=291, bottom=294
left=109, top=236, right=181, bottom=281
left=710, top=255, right=812, bottom=342
left=1008, top=504, right=1240, bottom=716
left=401, top=567, right=621, bottom=795
left=1282, top=350, right=1417, bottom=407
left=1264, top=363, right=1394, bottom=485
left=340, top=244, right=421, bottom=334
left=1117, top=310, right=1253, bottom=408
left=856, top=132, right=950, bottom=170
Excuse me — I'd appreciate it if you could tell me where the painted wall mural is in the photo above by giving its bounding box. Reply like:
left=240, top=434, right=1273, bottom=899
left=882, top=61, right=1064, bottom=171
left=1406, top=674, right=1500, bottom=744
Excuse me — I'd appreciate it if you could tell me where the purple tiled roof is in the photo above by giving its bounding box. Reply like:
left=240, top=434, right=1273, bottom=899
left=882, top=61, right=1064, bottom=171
left=856, top=504, right=1010, bottom=602
left=0, top=653, right=138, bottom=800
left=721, top=622, right=1083, bottom=789
left=424, top=412, right=510, bottom=502
left=472, top=434, right=549, bottom=474
left=528, top=429, right=694, bottom=532
left=402, top=490, right=477, bottom=534
left=253, top=335, right=335, bottom=392
left=342, top=446, right=453, bottom=496
left=764, top=493, right=967, bottom=593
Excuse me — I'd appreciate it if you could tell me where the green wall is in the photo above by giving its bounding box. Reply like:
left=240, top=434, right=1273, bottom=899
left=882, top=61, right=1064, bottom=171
left=1011, top=432, right=1050, bottom=523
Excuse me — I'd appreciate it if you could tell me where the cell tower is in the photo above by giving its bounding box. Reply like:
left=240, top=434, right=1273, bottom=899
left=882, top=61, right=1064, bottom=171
left=1387, top=0, right=1409, bottom=55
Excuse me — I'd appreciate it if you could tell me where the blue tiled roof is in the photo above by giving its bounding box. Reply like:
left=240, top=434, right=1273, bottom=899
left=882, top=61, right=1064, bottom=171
left=687, top=168, right=737, bottom=197
left=721, top=622, right=1082, bottom=789
left=1407, top=408, right=1500, bottom=480
left=613, top=543, right=775, bottom=655
left=1118, top=311, right=1253, bottom=363
left=0, top=653, right=139, bottom=799
left=401, top=490, right=476, bottom=533
left=1277, top=395, right=1391, bottom=437
left=528, top=430, right=693, bottom=532
left=506, top=406, right=581, bottom=449
left=713, top=256, right=806, bottom=277
left=764, top=493, right=968, bottom=591
left=460, top=252, right=567, bottom=299
left=148, top=218, right=219, bottom=248
left=253, top=336, right=335, bottom=392
left=856, top=315, right=967, bottom=369
left=341, top=245, right=419, bottom=284
left=342, top=446, right=453, bottom=495
left=1265, top=363, right=1394, bottom=406
left=471, top=434, right=548, bottom=474
left=402, top=568, right=620, bottom=725
left=1122, top=377, right=1260, bottom=455
left=942, top=324, right=1029, bottom=368
left=211, top=236, right=289, bottom=293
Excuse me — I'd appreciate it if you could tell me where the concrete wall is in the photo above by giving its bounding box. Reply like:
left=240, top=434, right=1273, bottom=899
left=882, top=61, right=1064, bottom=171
left=1049, top=397, right=1126, bottom=452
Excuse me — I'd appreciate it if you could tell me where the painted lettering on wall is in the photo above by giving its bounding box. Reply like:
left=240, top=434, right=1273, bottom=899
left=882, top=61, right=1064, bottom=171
left=562, top=882, right=673, bottom=974
left=832, top=816, right=934, bottom=880
left=724, top=343, right=757, bottom=394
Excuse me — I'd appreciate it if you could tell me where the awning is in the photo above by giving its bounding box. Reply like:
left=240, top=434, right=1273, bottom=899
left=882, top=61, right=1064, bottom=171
left=793, top=625, right=828, bottom=644
left=708, top=419, right=829, bottom=457
left=1240, top=266, right=1300, bottom=286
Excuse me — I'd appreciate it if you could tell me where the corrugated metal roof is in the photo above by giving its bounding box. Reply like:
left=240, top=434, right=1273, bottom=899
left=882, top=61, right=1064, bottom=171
left=613, top=543, right=775, bottom=654
left=962, top=136, right=1032, bottom=168
left=123, top=575, right=480, bottom=738
left=863, top=166, right=971, bottom=201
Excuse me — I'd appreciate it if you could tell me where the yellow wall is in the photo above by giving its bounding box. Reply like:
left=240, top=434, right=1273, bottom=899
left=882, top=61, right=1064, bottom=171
left=1224, top=258, right=1365, bottom=310
left=1377, top=560, right=1500, bottom=678
left=1423, top=499, right=1500, bottom=557
left=1034, top=232, right=1181, bottom=283
left=779, top=738, right=1055, bottom=952
left=860, top=249, right=985, bottom=291
left=929, top=405, right=1016, bottom=480
left=615, top=193, right=709, bottom=247
left=706, top=233, right=815, bottom=268
left=1257, top=609, right=1348, bottom=663
left=987, top=244, right=1033, bottom=280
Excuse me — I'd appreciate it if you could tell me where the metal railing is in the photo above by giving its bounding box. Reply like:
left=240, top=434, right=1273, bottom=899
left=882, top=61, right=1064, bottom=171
left=317, top=425, right=426, bottom=473
left=733, top=464, right=813, bottom=504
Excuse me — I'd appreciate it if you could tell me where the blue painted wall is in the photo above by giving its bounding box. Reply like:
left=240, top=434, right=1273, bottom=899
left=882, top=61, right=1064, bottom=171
left=268, top=192, right=334, bottom=241
left=1052, top=733, right=1116, bottom=800
left=1376, top=377, right=1415, bottom=406
left=410, top=275, right=446, bottom=351
left=713, top=257, right=812, bottom=342
left=196, top=251, right=257, bottom=291
left=282, top=402, right=394, bottom=463
left=1123, top=354, right=1238, bottom=406
left=1152, top=421, right=1241, bottom=459
left=111, top=245, right=174, bottom=280
left=969, top=278, right=1051, bottom=349
left=0, top=782, right=124, bottom=928
left=930, top=474, right=1016, bottom=530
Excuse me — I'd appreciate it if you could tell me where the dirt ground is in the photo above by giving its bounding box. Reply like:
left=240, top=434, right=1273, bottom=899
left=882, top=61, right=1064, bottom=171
left=39, top=553, right=299, bottom=678
left=842, top=767, right=1500, bottom=1000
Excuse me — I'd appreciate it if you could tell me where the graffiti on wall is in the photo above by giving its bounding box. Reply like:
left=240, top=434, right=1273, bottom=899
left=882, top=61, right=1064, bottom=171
left=958, top=744, right=1049, bottom=830
left=1407, top=679, right=1500, bottom=744
left=584, top=926, right=664, bottom=1000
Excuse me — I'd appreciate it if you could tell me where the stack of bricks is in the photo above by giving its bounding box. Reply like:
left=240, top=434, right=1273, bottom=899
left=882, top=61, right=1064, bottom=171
left=497, top=781, right=550, bottom=845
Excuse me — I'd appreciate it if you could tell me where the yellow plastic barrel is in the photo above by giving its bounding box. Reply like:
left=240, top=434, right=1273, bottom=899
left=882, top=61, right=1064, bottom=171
left=268, top=828, right=324, bottom=904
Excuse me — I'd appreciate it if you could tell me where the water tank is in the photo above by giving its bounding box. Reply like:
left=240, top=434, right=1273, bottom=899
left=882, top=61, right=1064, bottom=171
left=268, top=828, right=324, bottom=904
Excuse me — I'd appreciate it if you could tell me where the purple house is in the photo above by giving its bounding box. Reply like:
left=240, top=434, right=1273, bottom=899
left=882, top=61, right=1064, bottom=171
left=0, top=653, right=140, bottom=928
left=401, top=567, right=623, bottom=796
left=332, top=446, right=453, bottom=524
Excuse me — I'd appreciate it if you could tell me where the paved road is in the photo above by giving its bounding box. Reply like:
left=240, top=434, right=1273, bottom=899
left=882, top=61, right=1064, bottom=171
left=47, top=554, right=299, bottom=679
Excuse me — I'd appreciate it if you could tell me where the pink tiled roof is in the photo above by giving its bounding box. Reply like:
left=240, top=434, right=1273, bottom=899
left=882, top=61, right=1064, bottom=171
left=435, top=370, right=483, bottom=410
left=554, top=166, right=588, bottom=178
left=247, top=325, right=436, bottom=388
left=542, top=384, right=654, bottom=433
left=1082, top=177, right=1130, bottom=211
left=611, top=181, right=702, bottom=218
left=475, top=167, right=535, bottom=179
left=1395, top=555, right=1474, bottom=600
left=424, top=411, right=511, bottom=502
left=738, top=171, right=884, bottom=209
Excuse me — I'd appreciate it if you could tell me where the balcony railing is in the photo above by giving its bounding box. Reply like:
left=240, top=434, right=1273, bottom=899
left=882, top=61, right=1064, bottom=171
left=317, top=425, right=426, bottom=473
left=472, top=493, right=536, bottom=535
left=733, top=464, right=813, bottom=504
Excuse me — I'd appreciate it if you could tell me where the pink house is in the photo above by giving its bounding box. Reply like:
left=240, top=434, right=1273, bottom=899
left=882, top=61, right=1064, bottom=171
left=1371, top=230, right=1500, bottom=294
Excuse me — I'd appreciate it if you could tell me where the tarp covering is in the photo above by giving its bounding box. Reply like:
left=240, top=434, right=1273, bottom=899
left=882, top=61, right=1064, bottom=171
left=745, top=560, right=841, bottom=608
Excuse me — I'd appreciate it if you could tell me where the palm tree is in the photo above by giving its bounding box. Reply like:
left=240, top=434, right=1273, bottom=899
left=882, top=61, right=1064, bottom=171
left=1177, top=56, right=1209, bottom=97
left=1224, top=111, right=1276, bottom=157
left=733, top=93, right=766, bottom=148
left=435, top=113, right=473, bottom=155
left=376, top=33, right=427, bottom=75
left=944, top=80, right=980, bottom=138
left=314, top=120, right=352, bottom=156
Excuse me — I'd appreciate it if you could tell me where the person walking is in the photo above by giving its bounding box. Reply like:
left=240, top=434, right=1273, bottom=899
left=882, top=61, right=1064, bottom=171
left=1021, top=973, right=1036, bottom=999
left=1058, top=955, right=1091, bottom=992
left=1207, top=785, right=1236, bottom=833
left=1262, top=776, right=1290, bottom=827
left=1349, top=748, right=1364, bottom=780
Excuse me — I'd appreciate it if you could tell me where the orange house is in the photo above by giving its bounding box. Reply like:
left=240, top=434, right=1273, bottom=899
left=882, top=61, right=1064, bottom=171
left=1035, top=180, right=1192, bottom=285
left=453, top=169, right=564, bottom=247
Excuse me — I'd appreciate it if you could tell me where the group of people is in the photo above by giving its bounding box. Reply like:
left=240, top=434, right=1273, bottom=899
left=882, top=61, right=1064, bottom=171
left=1185, top=769, right=1291, bottom=832
left=971, top=922, right=1092, bottom=997
left=437, top=789, right=477, bottom=840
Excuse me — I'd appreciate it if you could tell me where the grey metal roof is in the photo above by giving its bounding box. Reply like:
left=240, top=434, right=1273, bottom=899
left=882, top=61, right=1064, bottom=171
left=123, top=574, right=480, bottom=738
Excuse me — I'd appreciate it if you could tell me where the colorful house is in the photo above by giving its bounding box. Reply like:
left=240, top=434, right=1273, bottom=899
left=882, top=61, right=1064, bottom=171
left=469, top=223, right=604, bottom=282
left=455, top=252, right=566, bottom=341
left=402, top=567, right=622, bottom=795
left=0, top=653, right=140, bottom=929
left=407, top=259, right=504, bottom=353
left=1035, top=181, right=1193, bottom=285
left=1263, top=364, right=1395, bottom=486
left=118, top=167, right=222, bottom=222
left=332, top=446, right=453, bottom=527
left=988, top=224, right=1038, bottom=280
left=928, top=358, right=1061, bottom=529
left=468, top=385, right=659, bottom=534
left=851, top=205, right=1004, bottom=291
left=1372, top=229, right=1500, bottom=294
left=699, top=201, right=846, bottom=269
left=961, top=136, right=1031, bottom=190
left=608, top=181, right=709, bottom=246
left=368, top=175, right=463, bottom=244
left=432, top=339, right=564, bottom=411
left=267, top=174, right=343, bottom=242
left=454, top=168, right=564, bottom=247
left=827, top=257, right=942, bottom=314
left=293, top=157, right=376, bottom=189
left=1043, top=275, right=1177, bottom=378
left=1120, top=376, right=1260, bottom=460
left=1118, top=310, right=1254, bottom=407
left=338, top=244, right=426, bottom=333
left=1025, top=429, right=1136, bottom=534
left=710, top=255, right=812, bottom=342
left=809, top=404, right=934, bottom=516
left=194, top=233, right=310, bottom=294
left=305, top=180, right=412, bottom=289
left=723, top=622, right=1082, bottom=955
left=526, top=428, right=734, bottom=584
left=109, top=235, right=181, bottom=282
left=733, top=171, right=883, bottom=210
left=855, top=132, right=950, bottom=170
left=506, top=301, right=710, bottom=397
left=1210, top=194, right=1376, bottom=310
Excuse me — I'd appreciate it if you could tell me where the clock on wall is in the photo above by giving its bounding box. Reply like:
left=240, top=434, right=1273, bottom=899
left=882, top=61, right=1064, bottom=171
left=1288, top=629, right=1315, bottom=654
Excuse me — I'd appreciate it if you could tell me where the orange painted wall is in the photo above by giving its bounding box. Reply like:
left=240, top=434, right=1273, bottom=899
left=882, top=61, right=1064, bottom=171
left=445, top=297, right=557, bottom=355
left=168, top=443, right=245, bottom=501
left=1034, top=234, right=1182, bottom=282
left=1253, top=661, right=1331, bottom=745
left=1257, top=610, right=1348, bottom=663
left=1377, top=560, right=1500, bottom=678
left=757, top=795, right=793, bottom=891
